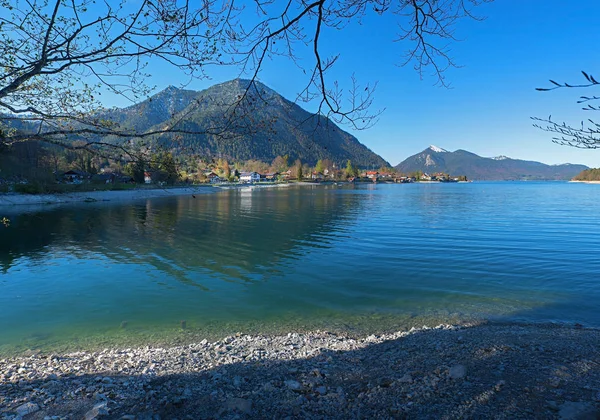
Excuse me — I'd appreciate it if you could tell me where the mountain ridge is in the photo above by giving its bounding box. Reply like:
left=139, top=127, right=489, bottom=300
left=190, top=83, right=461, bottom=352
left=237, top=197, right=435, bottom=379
left=395, top=146, right=588, bottom=180
left=100, top=79, right=389, bottom=167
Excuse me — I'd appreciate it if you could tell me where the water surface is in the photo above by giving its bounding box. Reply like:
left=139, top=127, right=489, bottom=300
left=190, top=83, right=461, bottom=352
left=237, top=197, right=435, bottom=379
left=1, top=182, right=599, bottom=354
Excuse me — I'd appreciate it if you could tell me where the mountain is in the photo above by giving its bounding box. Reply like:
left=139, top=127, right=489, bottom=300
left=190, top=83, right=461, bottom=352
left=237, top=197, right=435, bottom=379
left=99, top=79, right=388, bottom=167
left=395, top=145, right=588, bottom=180
left=99, top=85, right=201, bottom=133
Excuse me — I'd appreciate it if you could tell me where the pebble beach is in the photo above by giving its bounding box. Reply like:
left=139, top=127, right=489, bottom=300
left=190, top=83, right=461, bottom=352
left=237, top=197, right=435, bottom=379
left=1, top=323, right=599, bottom=419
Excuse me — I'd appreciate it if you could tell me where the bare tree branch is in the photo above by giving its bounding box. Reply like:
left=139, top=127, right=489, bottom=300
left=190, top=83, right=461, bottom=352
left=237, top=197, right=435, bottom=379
left=534, top=71, right=600, bottom=148
left=0, top=0, right=490, bottom=159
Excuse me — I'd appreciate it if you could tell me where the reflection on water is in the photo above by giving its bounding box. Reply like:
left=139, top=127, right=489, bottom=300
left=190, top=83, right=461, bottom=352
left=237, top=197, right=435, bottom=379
left=1, top=182, right=600, bottom=354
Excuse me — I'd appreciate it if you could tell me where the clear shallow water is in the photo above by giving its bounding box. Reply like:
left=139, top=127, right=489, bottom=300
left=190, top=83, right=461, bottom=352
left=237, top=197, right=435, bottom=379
left=1, top=182, right=599, bottom=354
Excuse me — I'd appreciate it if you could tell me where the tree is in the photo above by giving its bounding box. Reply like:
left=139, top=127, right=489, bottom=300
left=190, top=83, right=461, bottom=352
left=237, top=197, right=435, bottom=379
left=533, top=71, right=600, bottom=148
left=126, top=158, right=146, bottom=184
left=295, top=159, right=303, bottom=181
left=0, top=0, right=489, bottom=157
left=162, top=153, right=179, bottom=185
left=150, top=152, right=179, bottom=185
left=315, top=159, right=325, bottom=174
left=345, top=159, right=355, bottom=178
left=270, top=155, right=289, bottom=173
left=222, top=160, right=232, bottom=181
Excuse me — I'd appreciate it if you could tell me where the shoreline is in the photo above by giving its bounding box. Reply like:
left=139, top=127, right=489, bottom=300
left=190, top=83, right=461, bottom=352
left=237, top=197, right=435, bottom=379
left=0, top=182, right=323, bottom=208
left=1, top=322, right=599, bottom=419
left=569, top=180, right=600, bottom=184
left=0, top=186, right=218, bottom=207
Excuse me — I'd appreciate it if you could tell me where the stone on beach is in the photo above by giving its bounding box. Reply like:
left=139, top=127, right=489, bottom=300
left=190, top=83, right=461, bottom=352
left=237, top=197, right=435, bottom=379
left=15, top=402, right=40, bottom=416
left=448, top=364, right=467, bottom=379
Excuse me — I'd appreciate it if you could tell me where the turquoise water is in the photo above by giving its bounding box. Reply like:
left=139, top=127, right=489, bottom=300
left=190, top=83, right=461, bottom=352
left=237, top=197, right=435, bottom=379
left=1, top=182, right=599, bottom=354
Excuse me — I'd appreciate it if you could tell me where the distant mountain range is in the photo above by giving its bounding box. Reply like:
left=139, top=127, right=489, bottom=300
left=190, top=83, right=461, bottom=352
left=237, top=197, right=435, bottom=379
left=97, top=79, right=389, bottom=167
left=395, top=146, right=588, bottom=181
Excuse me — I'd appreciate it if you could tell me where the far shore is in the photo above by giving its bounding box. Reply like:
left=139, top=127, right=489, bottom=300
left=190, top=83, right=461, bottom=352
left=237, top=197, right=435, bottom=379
left=569, top=180, right=600, bottom=184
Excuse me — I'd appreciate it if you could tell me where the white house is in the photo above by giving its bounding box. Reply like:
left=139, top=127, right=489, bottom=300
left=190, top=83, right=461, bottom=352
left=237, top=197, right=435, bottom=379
left=144, top=171, right=154, bottom=184
left=239, top=171, right=261, bottom=183
left=204, top=171, right=222, bottom=184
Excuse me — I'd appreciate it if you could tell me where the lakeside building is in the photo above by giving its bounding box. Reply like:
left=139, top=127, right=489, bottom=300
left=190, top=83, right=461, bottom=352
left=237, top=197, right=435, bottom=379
left=239, top=171, right=261, bottom=183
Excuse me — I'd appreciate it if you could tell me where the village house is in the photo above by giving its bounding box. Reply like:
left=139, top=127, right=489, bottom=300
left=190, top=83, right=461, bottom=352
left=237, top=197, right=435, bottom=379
left=63, top=170, right=91, bottom=184
left=144, top=171, right=153, bottom=184
left=365, top=171, right=379, bottom=180
left=397, top=176, right=415, bottom=183
left=264, top=172, right=280, bottom=181
left=239, top=171, right=261, bottom=183
left=311, top=172, right=324, bottom=181
left=259, top=173, right=279, bottom=182
left=204, top=171, right=222, bottom=184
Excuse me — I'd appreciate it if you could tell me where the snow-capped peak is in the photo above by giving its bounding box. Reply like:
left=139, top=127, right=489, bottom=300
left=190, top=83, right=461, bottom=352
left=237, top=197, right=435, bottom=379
left=428, top=145, right=447, bottom=153
left=493, top=155, right=509, bottom=160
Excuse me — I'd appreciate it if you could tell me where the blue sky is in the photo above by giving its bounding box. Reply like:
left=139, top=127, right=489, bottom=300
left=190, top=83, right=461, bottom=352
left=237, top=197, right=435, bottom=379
left=112, top=1, right=600, bottom=167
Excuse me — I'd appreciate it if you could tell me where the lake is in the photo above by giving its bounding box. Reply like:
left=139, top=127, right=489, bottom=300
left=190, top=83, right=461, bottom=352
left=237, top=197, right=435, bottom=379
left=1, top=182, right=599, bottom=355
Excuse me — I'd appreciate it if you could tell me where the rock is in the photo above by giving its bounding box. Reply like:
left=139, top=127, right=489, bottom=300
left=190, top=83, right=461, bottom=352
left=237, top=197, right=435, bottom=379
left=377, top=378, right=393, bottom=388
left=558, top=402, right=599, bottom=420
left=16, top=402, right=40, bottom=416
left=494, top=380, right=506, bottom=392
left=284, top=380, right=302, bottom=391
left=315, top=386, right=327, bottom=395
left=449, top=365, right=467, bottom=379
left=225, top=397, right=252, bottom=414
left=549, top=377, right=562, bottom=388
left=547, top=400, right=559, bottom=411
left=398, top=373, right=413, bottom=384
left=84, top=402, right=109, bottom=420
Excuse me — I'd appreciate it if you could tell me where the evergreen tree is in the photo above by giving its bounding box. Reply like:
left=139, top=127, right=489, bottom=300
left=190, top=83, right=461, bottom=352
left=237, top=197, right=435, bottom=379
left=295, top=159, right=303, bottom=180
left=345, top=160, right=354, bottom=178
left=159, top=152, right=179, bottom=185
left=127, top=158, right=146, bottom=184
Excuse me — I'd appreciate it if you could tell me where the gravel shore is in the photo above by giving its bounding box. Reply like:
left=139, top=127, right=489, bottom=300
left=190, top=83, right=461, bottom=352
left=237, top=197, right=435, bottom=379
left=1, top=323, right=599, bottom=419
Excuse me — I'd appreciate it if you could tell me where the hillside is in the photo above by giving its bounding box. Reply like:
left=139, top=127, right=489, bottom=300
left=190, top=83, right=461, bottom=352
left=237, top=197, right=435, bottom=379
left=572, top=168, right=600, bottom=181
left=100, top=79, right=388, bottom=167
left=395, top=146, right=588, bottom=181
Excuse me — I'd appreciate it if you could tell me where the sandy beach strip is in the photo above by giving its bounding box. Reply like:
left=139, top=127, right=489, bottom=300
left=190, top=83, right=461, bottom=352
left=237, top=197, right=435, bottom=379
left=1, top=323, right=599, bottom=419
left=569, top=180, right=600, bottom=184
left=0, top=186, right=218, bottom=207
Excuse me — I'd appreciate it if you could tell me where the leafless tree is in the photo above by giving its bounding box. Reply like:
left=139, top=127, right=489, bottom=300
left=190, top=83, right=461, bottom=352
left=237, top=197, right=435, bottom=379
left=0, top=0, right=490, bottom=159
left=533, top=71, right=600, bottom=149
